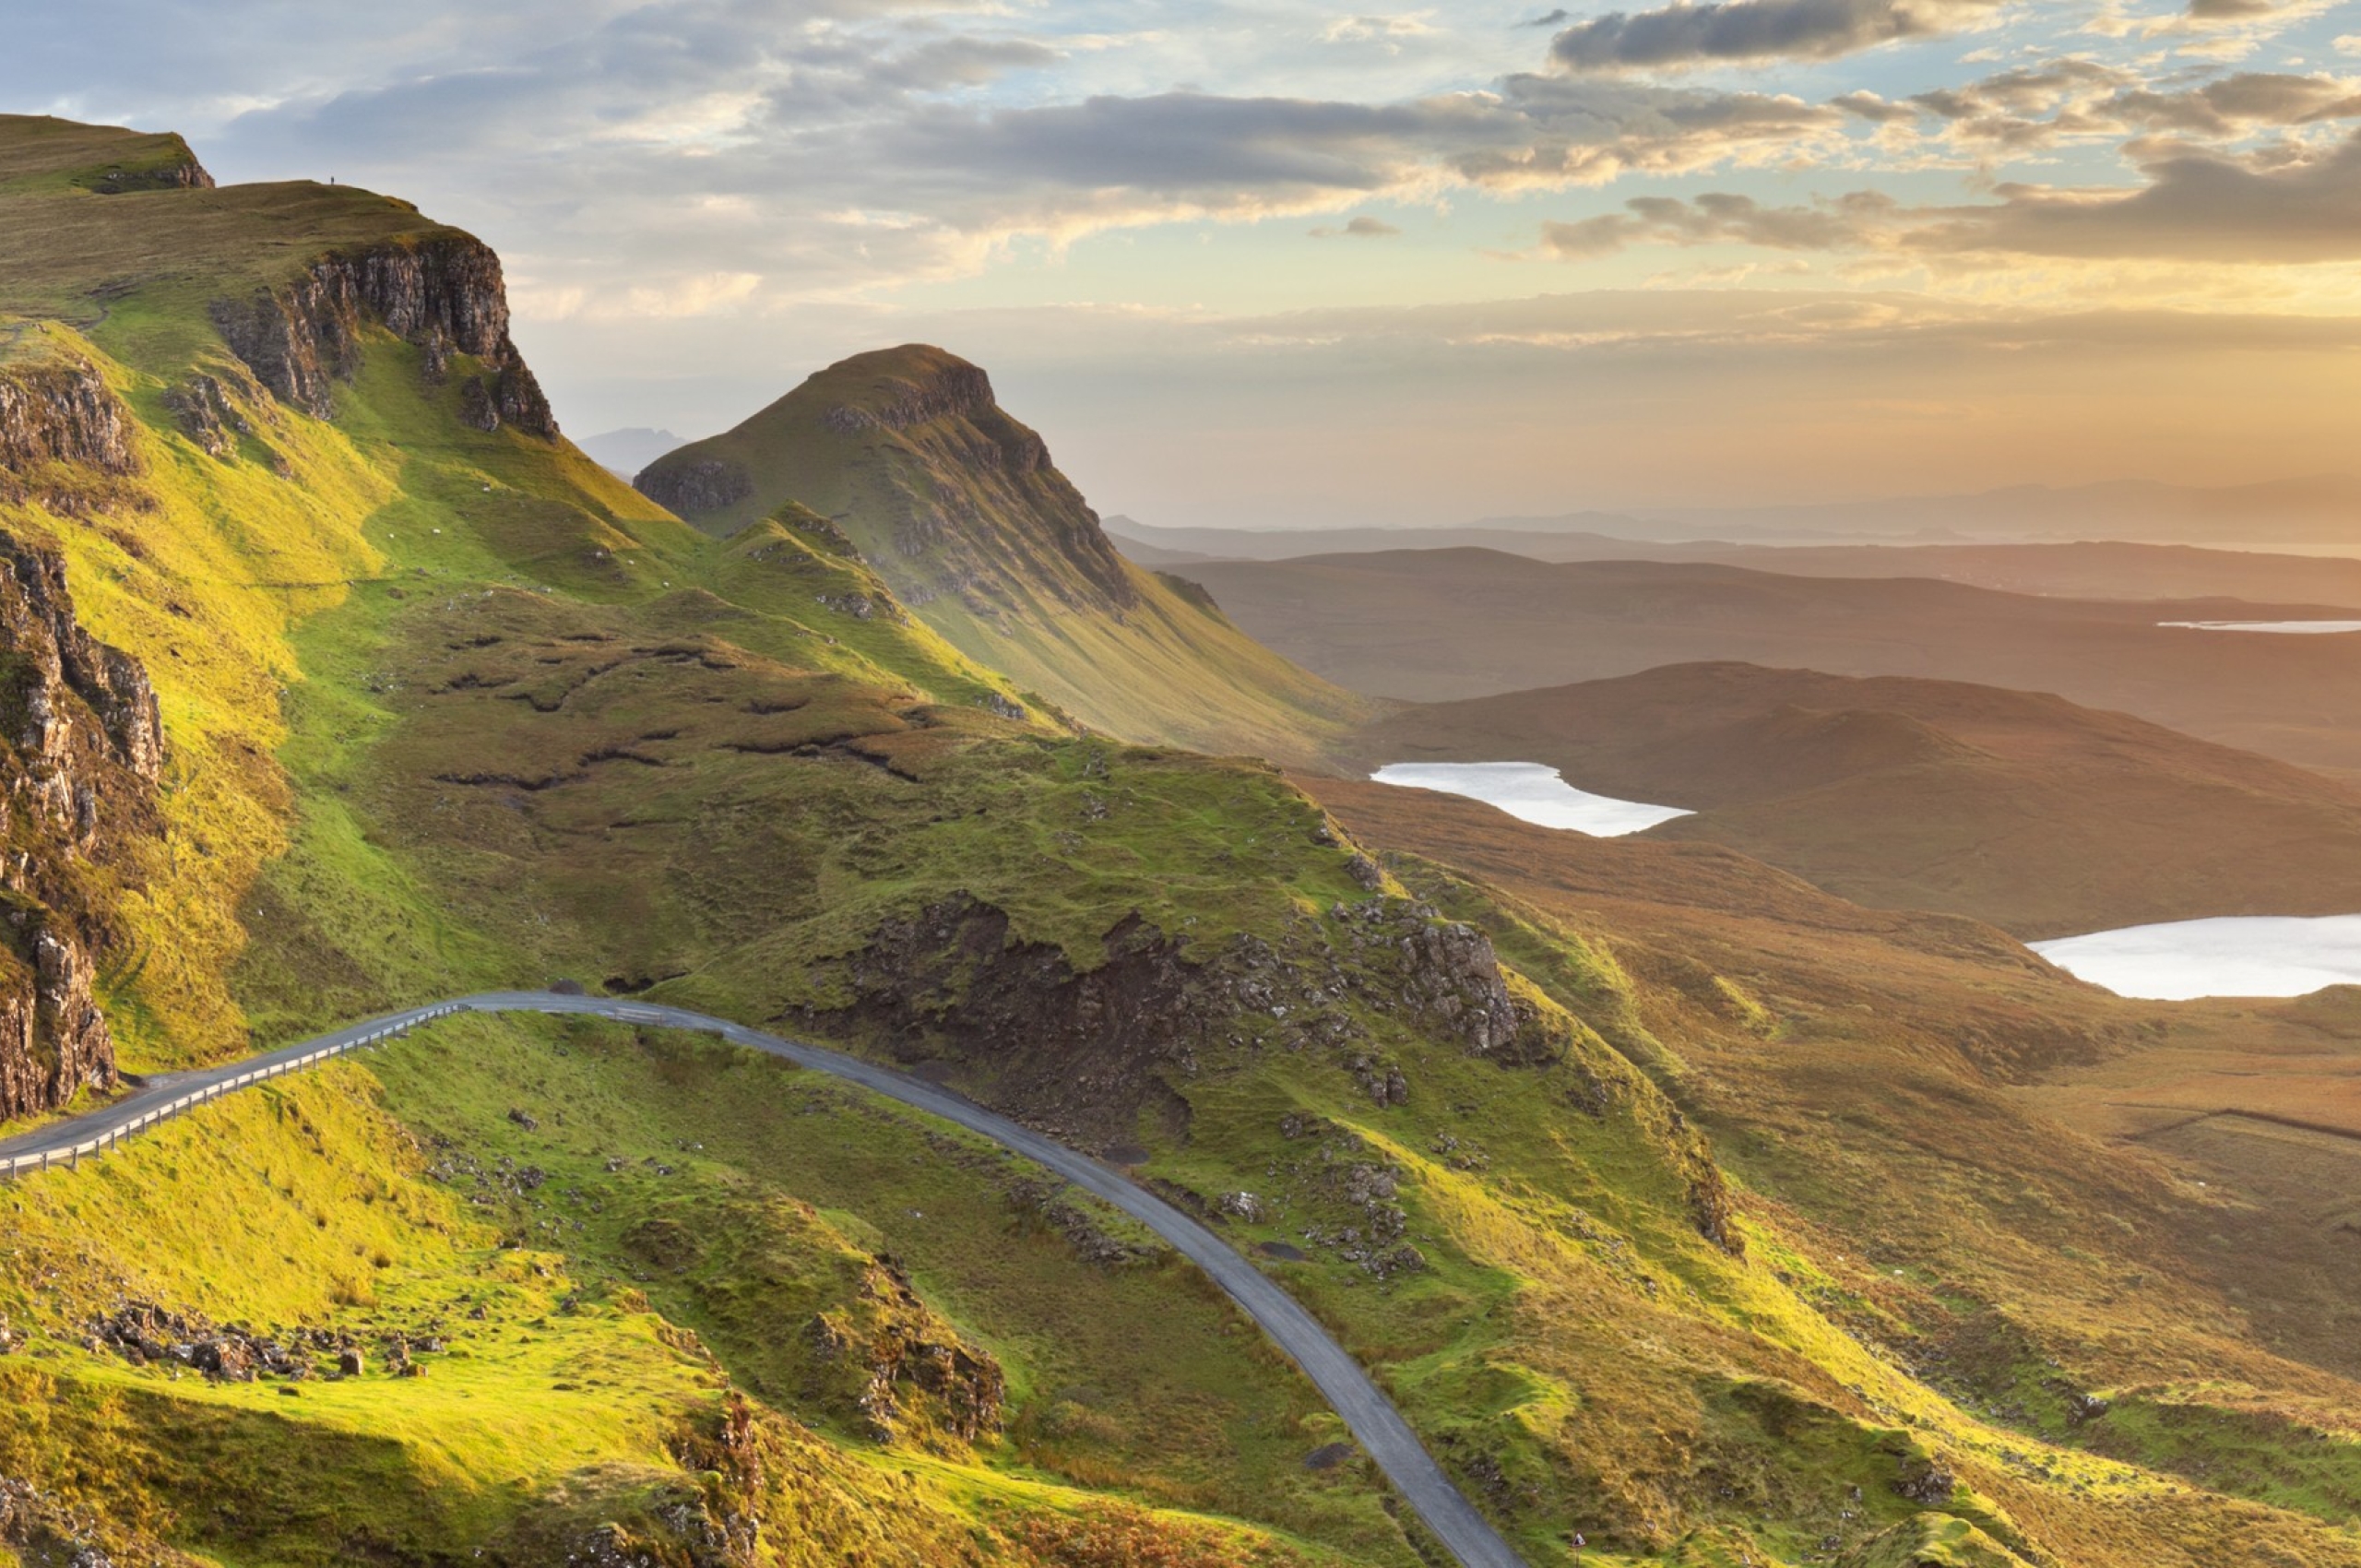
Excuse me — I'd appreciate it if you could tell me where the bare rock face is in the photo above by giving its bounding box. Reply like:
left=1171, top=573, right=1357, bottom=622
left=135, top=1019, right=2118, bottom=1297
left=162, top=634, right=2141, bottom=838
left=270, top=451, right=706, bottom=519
left=162, top=372, right=254, bottom=458
left=821, top=361, right=994, bottom=434
left=0, top=360, right=139, bottom=505
left=636, top=457, right=753, bottom=517
left=0, top=535, right=164, bottom=1121
left=833, top=890, right=1566, bottom=1147
left=210, top=232, right=558, bottom=437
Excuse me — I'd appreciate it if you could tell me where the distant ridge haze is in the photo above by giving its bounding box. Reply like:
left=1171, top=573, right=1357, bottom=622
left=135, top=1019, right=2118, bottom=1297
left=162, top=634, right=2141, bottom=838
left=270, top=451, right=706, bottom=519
left=1111, top=530, right=2361, bottom=609
left=1179, top=551, right=2361, bottom=779
left=1109, top=472, right=2361, bottom=557
left=576, top=426, right=686, bottom=480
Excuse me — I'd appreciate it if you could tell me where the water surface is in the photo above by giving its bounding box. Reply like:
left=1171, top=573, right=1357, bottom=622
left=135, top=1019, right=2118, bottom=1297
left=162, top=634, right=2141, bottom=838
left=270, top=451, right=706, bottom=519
left=1370, top=762, right=1690, bottom=837
left=2031, top=915, right=2361, bottom=1001
left=2159, top=620, right=2361, bottom=635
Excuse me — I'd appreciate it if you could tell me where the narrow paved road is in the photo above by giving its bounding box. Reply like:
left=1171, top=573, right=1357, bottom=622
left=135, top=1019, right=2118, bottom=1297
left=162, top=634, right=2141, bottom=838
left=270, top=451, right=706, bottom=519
left=0, top=990, right=1532, bottom=1568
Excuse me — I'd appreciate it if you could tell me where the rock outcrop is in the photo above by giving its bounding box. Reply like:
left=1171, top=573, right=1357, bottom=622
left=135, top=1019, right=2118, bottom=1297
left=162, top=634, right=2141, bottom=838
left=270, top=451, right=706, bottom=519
left=833, top=889, right=1565, bottom=1147
left=0, top=534, right=163, bottom=1121
left=636, top=457, right=753, bottom=517
left=80, top=133, right=215, bottom=193
left=210, top=232, right=558, bottom=436
left=820, top=359, right=993, bottom=434
left=804, top=1255, right=1006, bottom=1444
left=0, top=358, right=139, bottom=503
left=162, top=372, right=250, bottom=457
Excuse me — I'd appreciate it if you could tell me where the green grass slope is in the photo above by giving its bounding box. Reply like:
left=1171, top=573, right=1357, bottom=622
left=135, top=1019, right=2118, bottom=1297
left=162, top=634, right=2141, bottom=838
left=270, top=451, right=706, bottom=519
left=0, top=116, right=1398, bottom=1568
left=5, top=114, right=2361, bottom=1568
left=633, top=344, right=1372, bottom=764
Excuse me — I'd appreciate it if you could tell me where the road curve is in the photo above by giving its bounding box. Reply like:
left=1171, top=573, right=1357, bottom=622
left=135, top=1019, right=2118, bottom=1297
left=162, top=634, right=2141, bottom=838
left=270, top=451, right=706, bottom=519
left=0, top=990, right=1532, bottom=1568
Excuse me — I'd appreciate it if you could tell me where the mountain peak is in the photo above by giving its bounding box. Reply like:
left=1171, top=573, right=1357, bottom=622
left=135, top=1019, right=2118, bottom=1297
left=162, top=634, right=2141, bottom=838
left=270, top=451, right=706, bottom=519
left=633, top=343, right=1101, bottom=604
left=805, top=343, right=998, bottom=434
left=630, top=344, right=1366, bottom=757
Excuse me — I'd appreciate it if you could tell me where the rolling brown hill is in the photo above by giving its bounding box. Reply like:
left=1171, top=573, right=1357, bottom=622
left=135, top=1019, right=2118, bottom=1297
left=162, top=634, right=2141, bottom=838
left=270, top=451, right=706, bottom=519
left=1110, top=523, right=2361, bottom=605
left=1349, top=661, right=2361, bottom=938
left=1183, top=550, right=2361, bottom=777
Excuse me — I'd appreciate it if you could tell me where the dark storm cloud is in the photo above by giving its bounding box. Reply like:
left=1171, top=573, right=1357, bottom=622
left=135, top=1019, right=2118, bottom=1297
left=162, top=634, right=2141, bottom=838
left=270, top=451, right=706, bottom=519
left=1548, top=0, right=2001, bottom=71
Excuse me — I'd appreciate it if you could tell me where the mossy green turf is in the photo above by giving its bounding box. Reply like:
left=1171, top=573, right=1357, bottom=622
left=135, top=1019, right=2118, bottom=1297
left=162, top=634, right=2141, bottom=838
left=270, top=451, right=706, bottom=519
left=5, top=117, right=2361, bottom=1568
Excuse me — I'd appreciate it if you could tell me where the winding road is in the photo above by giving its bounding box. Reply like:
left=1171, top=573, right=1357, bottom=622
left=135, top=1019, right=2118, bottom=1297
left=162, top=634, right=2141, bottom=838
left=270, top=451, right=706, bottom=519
left=0, top=990, right=1531, bottom=1568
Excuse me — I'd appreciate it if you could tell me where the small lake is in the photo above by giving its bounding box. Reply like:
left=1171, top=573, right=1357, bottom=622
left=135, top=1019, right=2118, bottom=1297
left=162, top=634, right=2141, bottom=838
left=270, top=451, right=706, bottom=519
left=2159, top=620, right=2361, bottom=635
left=2030, top=915, right=2361, bottom=1001
left=1370, top=762, right=1691, bottom=837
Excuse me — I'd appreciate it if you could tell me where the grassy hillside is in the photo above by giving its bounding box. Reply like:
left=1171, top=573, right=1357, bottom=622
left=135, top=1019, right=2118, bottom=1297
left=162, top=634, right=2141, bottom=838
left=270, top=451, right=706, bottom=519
left=1300, top=775, right=2361, bottom=1566
left=0, top=114, right=1407, bottom=1567
left=5, top=113, right=2361, bottom=1568
left=1180, top=549, right=2361, bottom=778
left=634, top=345, right=1372, bottom=765
left=1351, top=661, right=2361, bottom=938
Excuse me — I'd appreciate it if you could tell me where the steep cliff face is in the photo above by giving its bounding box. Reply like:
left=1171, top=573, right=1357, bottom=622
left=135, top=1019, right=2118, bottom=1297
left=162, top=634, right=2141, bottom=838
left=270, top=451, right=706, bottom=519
left=0, top=359, right=139, bottom=506
left=0, top=533, right=163, bottom=1119
left=211, top=232, right=557, bottom=437
left=635, top=457, right=753, bottom=517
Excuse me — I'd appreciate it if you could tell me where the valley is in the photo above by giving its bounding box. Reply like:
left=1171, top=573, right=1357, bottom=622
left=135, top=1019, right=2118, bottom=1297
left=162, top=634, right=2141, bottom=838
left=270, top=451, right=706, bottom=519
left=1345, top=662, right=2361, bottom=940
left=1177, top=551, right=2361, bottom=779
left=2, top=109, right=2360, bottom=1568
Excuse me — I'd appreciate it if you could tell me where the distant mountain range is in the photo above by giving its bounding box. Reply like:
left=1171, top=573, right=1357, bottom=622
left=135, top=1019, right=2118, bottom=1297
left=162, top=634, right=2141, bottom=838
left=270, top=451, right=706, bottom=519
left=575, top=424, right=685, bottom=479
left=1179, top=550, right=2361, bottom=778
left=1110, top=473, right=2361, bottom=557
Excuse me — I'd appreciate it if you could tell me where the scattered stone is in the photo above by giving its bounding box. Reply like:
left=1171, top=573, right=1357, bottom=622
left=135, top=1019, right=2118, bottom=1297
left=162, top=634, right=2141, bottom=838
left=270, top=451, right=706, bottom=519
left=1304, top=1442, right=1356, bottom=1470
left=1893, top=1461, right=1956, bottom=1505
left=2068, top=1391, right=2113, bottom=1423
left=506, top=1107, right=540, bottom=1132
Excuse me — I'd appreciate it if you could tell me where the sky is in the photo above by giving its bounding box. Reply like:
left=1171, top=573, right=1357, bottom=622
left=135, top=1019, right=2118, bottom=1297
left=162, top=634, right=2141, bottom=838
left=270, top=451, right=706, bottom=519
left=7, top=0, right=2361, bottom=528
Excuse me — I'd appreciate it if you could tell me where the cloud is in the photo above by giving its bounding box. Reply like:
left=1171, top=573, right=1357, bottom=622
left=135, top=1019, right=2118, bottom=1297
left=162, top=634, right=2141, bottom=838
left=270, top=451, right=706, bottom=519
left=1832, top=90, right=1921, bottom=124
left=1920, top=130, right=2361, bottom=262
left=2086, top=0, right=2341, bottom=58
left=1323, top=13, right=1441, bottom=46
left=1539, top=127, right=2361, bottom=267
left=1549, top=0, right=2003, bottom=71
left=1823, top=58, right=2361, bottom=155
left=1311, top=215, right=1403, bottom=236
left=1542, top=190, right=1898, bottom=256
